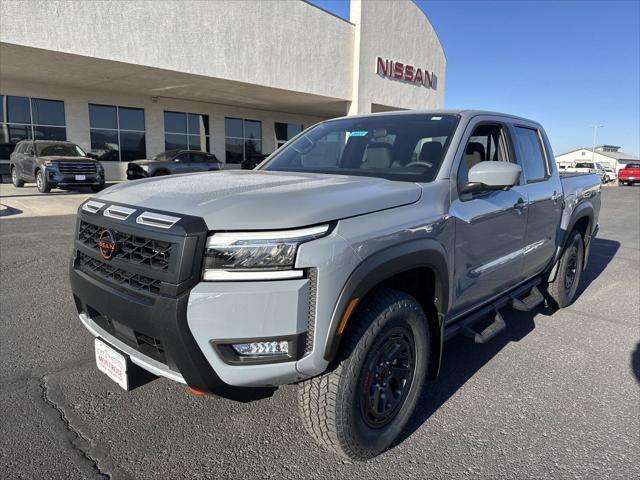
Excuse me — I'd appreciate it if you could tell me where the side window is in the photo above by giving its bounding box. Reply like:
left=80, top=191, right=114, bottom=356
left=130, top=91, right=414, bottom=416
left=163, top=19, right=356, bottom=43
left=174, top=152, right=189, bottom=162
left=514, top=127, right=548, bottom=182
left=459, top=123, right=510, bottom=184
left=25, top=143, right=35, bottom=156
left=191, top=153, right=209, bottom=163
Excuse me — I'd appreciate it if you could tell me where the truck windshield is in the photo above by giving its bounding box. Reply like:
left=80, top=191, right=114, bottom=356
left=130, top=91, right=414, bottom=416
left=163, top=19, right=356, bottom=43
left=261, top=114, right=459, bottom=182
left=36, top=143, right=86, bottom=157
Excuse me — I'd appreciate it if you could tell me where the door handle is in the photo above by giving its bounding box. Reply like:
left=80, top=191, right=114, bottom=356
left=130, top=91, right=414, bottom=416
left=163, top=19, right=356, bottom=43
left=514, top=197, right=526, bottom=212
left=551, top=191, right=562, bottom=203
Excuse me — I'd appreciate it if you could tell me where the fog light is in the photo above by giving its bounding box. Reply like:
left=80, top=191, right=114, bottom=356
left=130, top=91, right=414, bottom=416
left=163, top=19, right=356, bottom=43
left=232, top=340, right=289, bottom=356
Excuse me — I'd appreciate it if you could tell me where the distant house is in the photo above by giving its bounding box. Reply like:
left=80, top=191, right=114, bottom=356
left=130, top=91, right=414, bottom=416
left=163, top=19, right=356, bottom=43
left=555, top=145, right=639, bottom=172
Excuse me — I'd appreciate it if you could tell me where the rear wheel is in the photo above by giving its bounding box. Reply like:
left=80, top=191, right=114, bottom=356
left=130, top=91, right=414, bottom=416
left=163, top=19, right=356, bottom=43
left=36, top=169, right=51, bottom=193
left=298, top=288, right=429, bottom=460
left=544, top=230, right=584, bottom=308
left=11, top=167, right=24, bottom=187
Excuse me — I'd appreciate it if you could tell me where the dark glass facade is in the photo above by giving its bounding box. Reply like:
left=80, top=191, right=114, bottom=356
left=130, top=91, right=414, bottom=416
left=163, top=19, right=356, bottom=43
left=275, top=122, right=303, bottom=148
left=89, top=104, right=146, bottom=161
left=164, top=111, right=210, bottom=151
left=224, top=117, right=262, bottom=164
left=0, top=94, right=67, bottom=159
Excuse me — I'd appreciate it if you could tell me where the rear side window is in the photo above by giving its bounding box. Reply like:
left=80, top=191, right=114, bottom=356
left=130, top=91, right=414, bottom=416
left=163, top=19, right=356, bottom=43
left=515, top=127, right=548, bottom=182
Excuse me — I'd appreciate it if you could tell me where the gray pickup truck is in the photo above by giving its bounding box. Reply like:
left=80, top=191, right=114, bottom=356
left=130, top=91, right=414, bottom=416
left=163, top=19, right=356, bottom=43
left=69, top=110, right=601, bottom=460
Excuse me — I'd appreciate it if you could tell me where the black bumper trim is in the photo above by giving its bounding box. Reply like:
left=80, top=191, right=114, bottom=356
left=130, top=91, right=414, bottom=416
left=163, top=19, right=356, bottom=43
left=70, top=263, right=276, bottom=402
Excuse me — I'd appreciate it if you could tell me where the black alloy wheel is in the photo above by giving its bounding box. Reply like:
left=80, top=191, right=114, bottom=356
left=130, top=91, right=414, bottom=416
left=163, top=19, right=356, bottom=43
left=359, top=326, right=416, bottom=429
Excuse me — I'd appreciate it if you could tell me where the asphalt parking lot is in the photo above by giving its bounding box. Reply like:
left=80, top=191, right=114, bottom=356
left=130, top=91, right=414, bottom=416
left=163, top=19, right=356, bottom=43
left=1, top=184, right=639, bottom=479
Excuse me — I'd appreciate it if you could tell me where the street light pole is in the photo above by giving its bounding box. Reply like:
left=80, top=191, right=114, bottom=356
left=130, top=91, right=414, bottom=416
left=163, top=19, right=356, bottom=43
left=591, top=124, right=603, bottom=162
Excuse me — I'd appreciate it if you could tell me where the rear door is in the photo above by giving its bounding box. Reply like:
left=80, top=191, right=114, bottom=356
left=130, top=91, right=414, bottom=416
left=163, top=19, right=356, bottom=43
left=511, top=124, right=563, bottom=279
left=449, top=116, right=529, bottom=318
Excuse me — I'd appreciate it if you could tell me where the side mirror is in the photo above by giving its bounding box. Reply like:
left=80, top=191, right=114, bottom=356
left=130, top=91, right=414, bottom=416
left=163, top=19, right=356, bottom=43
left=461, top=161, right=522, bottom=194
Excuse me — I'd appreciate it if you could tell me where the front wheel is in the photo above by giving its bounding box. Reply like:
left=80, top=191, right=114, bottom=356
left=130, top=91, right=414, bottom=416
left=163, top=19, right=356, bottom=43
left=544, top=230, right=584, bottom=308
left=298, top=288, right=429, bottom=460
left=36, top=169, right=51, bottom=193
left=11, top=167, right=24, bottom=187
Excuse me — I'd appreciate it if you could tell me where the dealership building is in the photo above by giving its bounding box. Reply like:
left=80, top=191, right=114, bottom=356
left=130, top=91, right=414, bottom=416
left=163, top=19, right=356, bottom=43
left=555, top=145, right=639, bottom=172
left=0, top=0, right=446, bottom=180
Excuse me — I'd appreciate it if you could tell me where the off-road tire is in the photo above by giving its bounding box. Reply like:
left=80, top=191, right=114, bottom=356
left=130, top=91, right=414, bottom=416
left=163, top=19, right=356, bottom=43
left=11, top=167, right=24, bottom=187
left=36, top=169, right=51, bottom=193
left=545, top=230, right=584, bottom=308
left=298, top=288, right=429, bottom=460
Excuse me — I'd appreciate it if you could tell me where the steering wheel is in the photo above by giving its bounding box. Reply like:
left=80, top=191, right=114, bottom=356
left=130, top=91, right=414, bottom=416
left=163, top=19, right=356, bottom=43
left=404, top=161, right=432, bottom=168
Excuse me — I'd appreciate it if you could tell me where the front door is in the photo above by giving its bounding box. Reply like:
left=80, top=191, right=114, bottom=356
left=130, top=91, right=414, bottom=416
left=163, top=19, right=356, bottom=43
left=448, top=120, right=529, bottom=319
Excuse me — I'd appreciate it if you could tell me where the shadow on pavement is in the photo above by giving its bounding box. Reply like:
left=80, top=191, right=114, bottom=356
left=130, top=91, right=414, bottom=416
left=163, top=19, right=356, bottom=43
left=573, top=238, right=620, bottom=301
left=394, top=236, right=621, bottom=448
left=632, top=344, right=640, bottom=384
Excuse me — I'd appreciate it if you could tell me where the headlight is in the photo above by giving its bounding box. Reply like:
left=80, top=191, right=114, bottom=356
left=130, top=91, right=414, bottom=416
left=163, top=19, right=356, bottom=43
left=202, top=224, right=330, bottom=281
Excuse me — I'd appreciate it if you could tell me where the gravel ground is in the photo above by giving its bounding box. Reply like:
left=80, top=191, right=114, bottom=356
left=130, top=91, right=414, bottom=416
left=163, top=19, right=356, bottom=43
left=1, top=186, right=638, bottom=479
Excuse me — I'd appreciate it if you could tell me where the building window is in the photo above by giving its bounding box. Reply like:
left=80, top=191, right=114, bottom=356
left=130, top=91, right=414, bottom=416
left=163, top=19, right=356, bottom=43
left=89, top=104, right=145, bottom=162
left=224, top=117, right=262, bottom=164
left=164, top=111, right=210, bottom=152
left=0, top=95, right=66, bottom=159
left=275, top=122, right=303, bottom=148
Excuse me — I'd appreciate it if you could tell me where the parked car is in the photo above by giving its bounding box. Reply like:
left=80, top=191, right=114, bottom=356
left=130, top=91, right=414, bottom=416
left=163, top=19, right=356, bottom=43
left=568, top=162, right=607, bottom=183
left=604, top=167, right=617, bottom=183
left=618, top=162, right=640, bottom=186
left=10, top=140, right=105, bottom=193
left=70, top=110, right=601, bottom=460
left=127, top=150, right=222, bottom=179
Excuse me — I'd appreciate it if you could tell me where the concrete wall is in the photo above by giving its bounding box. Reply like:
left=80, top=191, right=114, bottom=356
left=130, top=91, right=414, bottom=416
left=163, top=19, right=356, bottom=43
left=0, top=0, right=355, bottom=101
left=350, top=0, right=446, bottom=114
left=1, top=79, right=326, bottom=179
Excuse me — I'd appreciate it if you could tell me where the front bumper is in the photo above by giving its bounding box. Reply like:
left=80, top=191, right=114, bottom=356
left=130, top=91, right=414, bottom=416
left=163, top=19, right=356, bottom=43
left=69, top=205, right=315, bottom=400
left=48, top=170, right=104, bottom=186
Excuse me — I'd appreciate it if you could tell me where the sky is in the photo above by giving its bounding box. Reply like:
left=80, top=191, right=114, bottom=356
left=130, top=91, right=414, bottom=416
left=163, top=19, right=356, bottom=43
left=308, top=0, right=640, bottom=156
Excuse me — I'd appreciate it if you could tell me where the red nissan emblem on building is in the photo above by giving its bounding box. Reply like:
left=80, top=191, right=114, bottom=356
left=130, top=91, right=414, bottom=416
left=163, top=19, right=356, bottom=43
left=98, top=229, right=118, bottom=260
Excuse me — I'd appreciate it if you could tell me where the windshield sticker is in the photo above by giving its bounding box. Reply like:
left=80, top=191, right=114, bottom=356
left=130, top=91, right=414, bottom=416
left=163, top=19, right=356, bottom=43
left=348, top=131, right=368, bottom=137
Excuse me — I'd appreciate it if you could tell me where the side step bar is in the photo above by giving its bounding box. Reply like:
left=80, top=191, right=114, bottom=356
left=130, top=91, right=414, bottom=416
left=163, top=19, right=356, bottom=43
left=444, top=279, right=544, bottom=343
left=461, top=311, right=506, bottom=344
left=511, top=285, right=544, bottom=311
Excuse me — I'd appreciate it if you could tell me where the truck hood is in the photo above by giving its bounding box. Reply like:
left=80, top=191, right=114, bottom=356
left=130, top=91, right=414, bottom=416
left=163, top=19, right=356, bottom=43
left=96, top=170, right=422, bottom=229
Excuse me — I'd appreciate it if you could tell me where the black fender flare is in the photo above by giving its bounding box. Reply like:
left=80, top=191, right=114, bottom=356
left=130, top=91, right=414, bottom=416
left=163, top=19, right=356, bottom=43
left=323, top=239, right=449, bottom=379
left=548, top=203, right=594, bottom=282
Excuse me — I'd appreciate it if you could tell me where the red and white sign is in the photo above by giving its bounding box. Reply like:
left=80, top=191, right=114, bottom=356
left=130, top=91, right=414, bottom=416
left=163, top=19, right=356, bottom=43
left=376, top=57, right=436, bottom=89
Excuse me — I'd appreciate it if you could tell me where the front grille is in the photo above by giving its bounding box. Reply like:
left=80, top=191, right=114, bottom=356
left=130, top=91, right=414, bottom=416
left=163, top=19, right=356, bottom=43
left=78, top=251, right=162, bottom=294
left=57, top=162, right=98, bottom=174
left=79, top=220, right=173, bottom=271
left=305, top=268, right=318, bottom=354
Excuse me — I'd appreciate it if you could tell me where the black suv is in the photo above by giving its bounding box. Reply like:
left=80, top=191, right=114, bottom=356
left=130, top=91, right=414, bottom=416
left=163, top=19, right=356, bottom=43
left=127, top=150, right=222, bottom=179
left=10, top=140, right=105, bottom=193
